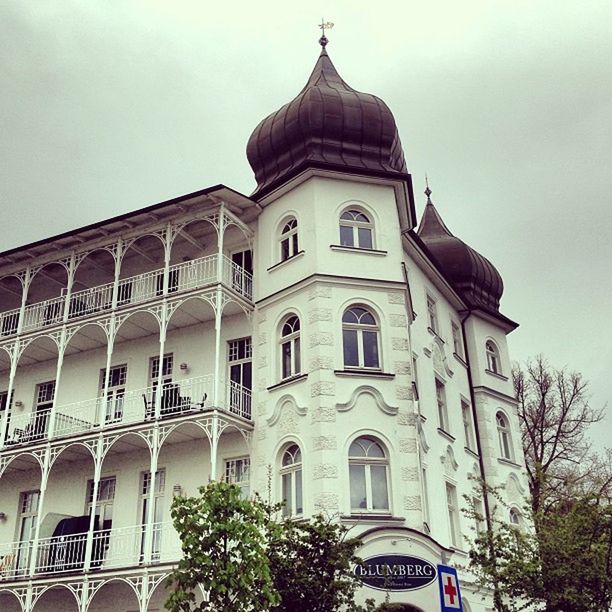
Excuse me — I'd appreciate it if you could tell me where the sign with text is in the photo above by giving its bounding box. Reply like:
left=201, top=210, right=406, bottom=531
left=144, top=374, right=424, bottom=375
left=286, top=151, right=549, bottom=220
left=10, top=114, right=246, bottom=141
left=437, top=565, right=463, bottom=611
left=354, top=554, right=437, bottom=591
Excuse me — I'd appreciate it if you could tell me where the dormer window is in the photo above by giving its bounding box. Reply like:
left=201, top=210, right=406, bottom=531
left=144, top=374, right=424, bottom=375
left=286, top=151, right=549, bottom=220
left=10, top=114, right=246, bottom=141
left=339, top=209, right=373, bottom=249
left=280, top=218, right=298, bottom=262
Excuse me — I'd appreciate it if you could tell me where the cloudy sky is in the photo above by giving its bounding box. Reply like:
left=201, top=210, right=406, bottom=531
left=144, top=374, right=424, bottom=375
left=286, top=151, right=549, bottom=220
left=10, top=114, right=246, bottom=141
left=1, top=1, right=610, bottom=448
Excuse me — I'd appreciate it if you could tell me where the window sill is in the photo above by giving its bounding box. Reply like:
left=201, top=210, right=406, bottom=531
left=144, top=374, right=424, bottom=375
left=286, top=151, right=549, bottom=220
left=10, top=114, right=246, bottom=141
left=266, top=373, right=308, bottom=391
left=329, top=245, right=387, bottom=256
left=497, top=457, right=521, bottom=469
left=334, top=369, right=395, bottom=380
left=437, top=428, right=456, bottom=443
left=427, top=327, right=444, bottom=342
left=267, top=250, right=305, bottom=272
left=485, top=368, right=509, bottom=381
left=453, top=353, right=467, bottom=367
left=465, top=446, right=480, bottom=459
left=341, top=514, right=405, bottom=523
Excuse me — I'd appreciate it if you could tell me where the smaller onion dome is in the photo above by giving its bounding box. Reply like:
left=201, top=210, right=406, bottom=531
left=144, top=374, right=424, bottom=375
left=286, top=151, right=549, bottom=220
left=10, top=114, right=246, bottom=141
left=417, top=187, right=504, bottom=313
left=246, top=44, right=408, bottom=200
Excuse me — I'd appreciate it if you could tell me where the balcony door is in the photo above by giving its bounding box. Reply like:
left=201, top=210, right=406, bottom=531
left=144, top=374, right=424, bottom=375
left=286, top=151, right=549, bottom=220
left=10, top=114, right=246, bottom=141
left=31, top=381, right=54, bottom=441
left=228, top=338, right=252, bottom=417
left=139, top=469, right=166, bottom=561
left=87, top=476, right=116, bottom=567
left=16, top=490, right=40, bottom=574
left=102, top=365, right=127, bottom=423
left=230, top=249, right=253, bottom=295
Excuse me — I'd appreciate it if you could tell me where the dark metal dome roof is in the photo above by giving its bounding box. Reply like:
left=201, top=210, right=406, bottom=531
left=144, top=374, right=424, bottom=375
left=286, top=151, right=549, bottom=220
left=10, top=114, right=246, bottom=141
left=246, top=46, right=408, bottom=200
left=417, top=195, right=504, bottom=313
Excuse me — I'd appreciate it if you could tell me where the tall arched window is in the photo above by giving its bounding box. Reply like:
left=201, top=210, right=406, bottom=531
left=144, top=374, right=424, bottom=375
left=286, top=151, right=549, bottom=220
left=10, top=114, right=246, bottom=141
left=339, top=209, right=374, bottom=249
left=496, top=412, right=513, bottom=460
left=509, top=507, right=521, bottom=527
left=280, top=218, right=298, bottom=262
left=280, top=315, right=301, bottom=380
left=280, top=444, right=303, bottom=517
left=485, top=340, right=501, bottom=374
left=349, top=436, right=389, bottom=512
left=342, top=306, right=380, bottom=369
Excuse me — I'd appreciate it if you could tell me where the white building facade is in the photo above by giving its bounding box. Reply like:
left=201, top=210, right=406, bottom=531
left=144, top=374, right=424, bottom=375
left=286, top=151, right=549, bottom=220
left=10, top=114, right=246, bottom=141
left=0, top=42, right=528, bottom=612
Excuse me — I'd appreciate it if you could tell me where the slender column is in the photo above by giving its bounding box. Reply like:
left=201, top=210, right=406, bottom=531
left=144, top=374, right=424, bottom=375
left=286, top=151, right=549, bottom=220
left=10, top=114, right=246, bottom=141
left=99, top=323, right=115, bottom=427
left=213, top=288, right=223, bottom=408
left=139, top=576, right=150, bottom=612
left=24, top=585, right=34, bottom=612
left=154, top=310, right=167, bottom=420
left=0, top=347, right=18, bottom=448
left=210, top=413, right=219, bottom=481
left=62, top=252, right=77, bottom=323
left=47, top=331, right=67, bottom=439
left=217, top=208, right=225, bottom=284
left=162, top=224, right=172, bottom=296
left=111, top=239, right=123, bottom=310
left=80, top=580, right=90, bottom=612
left=83, top=437, right=103, bottom=571
left=143, top=429, right=159, bottom=564
left=28, top=447, right=50, bottom=576
left=16, top=267, right=32, bottom=335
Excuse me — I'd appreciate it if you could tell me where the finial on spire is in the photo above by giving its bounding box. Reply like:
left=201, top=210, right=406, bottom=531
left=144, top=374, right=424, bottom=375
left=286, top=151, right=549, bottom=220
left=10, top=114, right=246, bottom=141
left=318, top=19, right=334, bottom=47
left=425, top=175, right=432, bottom=202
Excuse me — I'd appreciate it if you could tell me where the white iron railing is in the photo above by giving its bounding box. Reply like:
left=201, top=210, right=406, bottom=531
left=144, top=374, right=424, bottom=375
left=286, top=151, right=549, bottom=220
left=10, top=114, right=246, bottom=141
left=169, top=255, right=218, bottom=293
left=66, top=283, right=114, bottom=320
left=0, top=539, right=32, bottom=580
left=226, top=380, right=252, bottom=419
left=222, top=255, right=253, bottom=300
left=21, top=296, right=65, bottom=334
left=4, top=407, right=51, bottom=446
left=0, top=307, right=20, bottom=337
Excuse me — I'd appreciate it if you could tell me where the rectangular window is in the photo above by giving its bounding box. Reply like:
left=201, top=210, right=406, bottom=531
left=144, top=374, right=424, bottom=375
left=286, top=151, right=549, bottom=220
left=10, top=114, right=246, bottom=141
left=435, top=379, right=449, bottom=432
left=473, top=496, right=485, bottom=534
left=30, top=381, right=54, bottom=441
left=16, top=490, right=40, bottom=573
left=101, top=365, right=127, bottom=423
left=422, top=467, right=430, bottom=531
left=225, top=457, right=250, bottom=498
left=462, top=401, right=475, bottom=450
left=150, top=354, right=173, bottom=383
left=342, top=329, right=359, bottom=367
left=340, top=225, right=354, bottom=247
left=140, top=469, right=166, bottom=560
left=86, top=476, right=116, bottom=529
left=451, top=322, right=462, bottom=356
left=228, top=338, right=252, bottom=417
left=446, top=483, right=460, bottom=547
left=358, top=227, right=373, bottom=249
left=426, top=295, right=438, bottom=333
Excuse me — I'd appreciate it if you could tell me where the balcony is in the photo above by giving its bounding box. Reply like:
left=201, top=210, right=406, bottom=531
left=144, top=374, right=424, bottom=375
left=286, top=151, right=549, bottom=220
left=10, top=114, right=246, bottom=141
left=2, top=376, right=252, bottom=449
left=0, top=522, right=181, bottom=581
left=0, top=253, right=253, bottom=340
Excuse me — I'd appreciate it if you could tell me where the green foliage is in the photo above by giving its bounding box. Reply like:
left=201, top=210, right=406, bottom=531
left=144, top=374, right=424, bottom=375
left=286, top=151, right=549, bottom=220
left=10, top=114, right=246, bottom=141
left=165, top=481, right=279, bottom=612
left=372, top=604, right=423, bottom=612
left=268, top=514, right=364, bottom=612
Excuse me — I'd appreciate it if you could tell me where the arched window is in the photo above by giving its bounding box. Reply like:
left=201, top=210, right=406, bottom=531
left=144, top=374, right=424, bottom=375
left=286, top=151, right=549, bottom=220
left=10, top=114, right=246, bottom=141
left=485, top=340, right=501, bottom=374
left=342, top=306, right=380, bottom=369
left=339, top=209, right=374, bottom=249
left=280, top=444, right=303, bottom=517
left=349, top=436, right=389, bottom=512
left=509, top=507, right=521, bottom=527
left=280, top=218, right=298, bottom=262
left=280, top=315, right=301, bottom=380
left=496, top=412, right=513, bottom=460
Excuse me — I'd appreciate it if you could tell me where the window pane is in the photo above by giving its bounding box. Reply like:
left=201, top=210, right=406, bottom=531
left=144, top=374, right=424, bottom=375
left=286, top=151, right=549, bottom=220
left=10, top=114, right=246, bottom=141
left=295, top=470, right=303, bottom=514
left=343, top=329, right=359, bottom=367
left=294, top=338, right=301, bottom=374
left=282, top=341, right=292, bottom=379
left=281, top=238, right=290, bottom=261
left=358, top=227, right=373, bottom=249
left=370, top=465, right=389, bottom=510
left=292, top=233, right=299, bottom=255
left=350, top=464, right=367, bottom=510
left=362, top=331, right=379, bottom=368
left=282, top=473, right=291, bottom=516
left=340, top=225, right=354, bottom=247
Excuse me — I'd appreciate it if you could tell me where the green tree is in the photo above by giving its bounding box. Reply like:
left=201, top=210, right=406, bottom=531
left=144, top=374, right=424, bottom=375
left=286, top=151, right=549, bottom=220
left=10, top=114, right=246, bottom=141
left=165, top=481, right=279, bottom=612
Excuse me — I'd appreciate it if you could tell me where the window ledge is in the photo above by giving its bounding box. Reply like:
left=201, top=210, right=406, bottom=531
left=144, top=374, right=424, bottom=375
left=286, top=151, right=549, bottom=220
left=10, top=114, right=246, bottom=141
left=267, top=250, right=305, bottom=272
left=497, top=457, right=521, bottom=469
left=453, top=353, right=467, bottom=367
left=485, top=368, right=509, bottom=381
left=437, top=428, right=456, bottom=443
left=340, top=514, right=405, bottom=523
left=464, top=446, right=480, bottom=459
left=427, top=327, right=444, bottom=342
left=329, top=245, right=387, bottom=256
left=334, top=369, right=395, bottom=380
left=266, top=373, right=308, bottom=391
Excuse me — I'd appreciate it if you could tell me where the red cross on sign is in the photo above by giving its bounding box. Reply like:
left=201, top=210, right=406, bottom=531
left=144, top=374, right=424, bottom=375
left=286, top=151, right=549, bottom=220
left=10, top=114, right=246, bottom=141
left=444, top=575, right=457, bottom=604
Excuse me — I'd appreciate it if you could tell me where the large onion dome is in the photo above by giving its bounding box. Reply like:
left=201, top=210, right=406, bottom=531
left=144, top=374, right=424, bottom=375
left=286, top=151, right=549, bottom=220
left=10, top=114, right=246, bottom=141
left=417, top=188, right=504, bottom=313
left=246, top=44, right=408, bottom=199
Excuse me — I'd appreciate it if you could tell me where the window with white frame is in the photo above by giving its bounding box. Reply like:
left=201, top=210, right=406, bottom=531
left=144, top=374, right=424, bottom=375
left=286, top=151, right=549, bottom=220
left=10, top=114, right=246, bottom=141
left=280, top=315, right=301, bottom=380
left=462, top=400, right=475, bottom=450
left=485, top=340, right=502, bottom=374
left=349, top=436, right=390, bottom=512
left=228, top=338, right=252, bottom=417
left=342, top=305, right=380, bottom=369
left=426, top=295, right=438, bottom=333
left=509, top=507, right=522, bottom=528
left=225, top=457, right=250, bottom=498
left=101, top=365, right=127, bottom=423
left=280, top=218, right=299, bottom=261
left=436, top=379, right=449, bottom=432
left=451, top=321, right=462, bottom=356
left=446, top=482, right=461, bottom=547
left=422, top=465, right=430, bottom=531
left=496, top=412, right=513, bottom=460
left=472, top=496, right=485, bottom=534
left=139, top=469, right=166, bottom=559
left=86, top=476, right=116, bottom=530
left=339, top=209, right=374, bottom=249
left=280, top=444, right=303, bottom=517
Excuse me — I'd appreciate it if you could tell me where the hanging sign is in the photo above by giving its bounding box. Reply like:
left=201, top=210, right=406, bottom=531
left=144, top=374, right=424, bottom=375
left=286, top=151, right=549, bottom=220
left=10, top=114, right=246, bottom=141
left=354, top=554, right=437, bottom=591
left=437, top=564, right=463, bottom=611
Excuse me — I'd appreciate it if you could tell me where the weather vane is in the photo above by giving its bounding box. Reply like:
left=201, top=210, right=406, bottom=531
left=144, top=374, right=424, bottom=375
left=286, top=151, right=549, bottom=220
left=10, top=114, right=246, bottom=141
left=425, top=174, right=432, bottom=199
left=318, top=19, right=334, bottom=47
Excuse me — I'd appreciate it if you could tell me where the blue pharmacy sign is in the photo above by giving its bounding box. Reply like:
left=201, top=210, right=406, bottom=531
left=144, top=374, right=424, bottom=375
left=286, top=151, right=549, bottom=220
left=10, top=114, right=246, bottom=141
left=354, top=554, right=437, bottom=591
left=437, top=564, right=463, bottom=611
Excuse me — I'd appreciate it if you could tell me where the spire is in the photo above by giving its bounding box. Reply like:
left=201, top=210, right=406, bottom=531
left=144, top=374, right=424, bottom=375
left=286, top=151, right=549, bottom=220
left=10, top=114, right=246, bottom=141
left=318, top=19, right=334, bottom=48
left=417, top=179, right=453, bottom=238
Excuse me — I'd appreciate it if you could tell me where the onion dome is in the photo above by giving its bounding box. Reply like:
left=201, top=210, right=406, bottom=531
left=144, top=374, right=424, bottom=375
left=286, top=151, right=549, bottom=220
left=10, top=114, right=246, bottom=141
left=417, top=186, right=504, bottom=313
left=246, top=42, right=408, bottom=200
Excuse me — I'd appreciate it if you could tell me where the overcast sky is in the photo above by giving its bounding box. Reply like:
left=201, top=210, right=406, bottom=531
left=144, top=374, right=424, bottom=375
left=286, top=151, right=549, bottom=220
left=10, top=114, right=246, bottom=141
left=1, top=1, right=610, bottom=449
